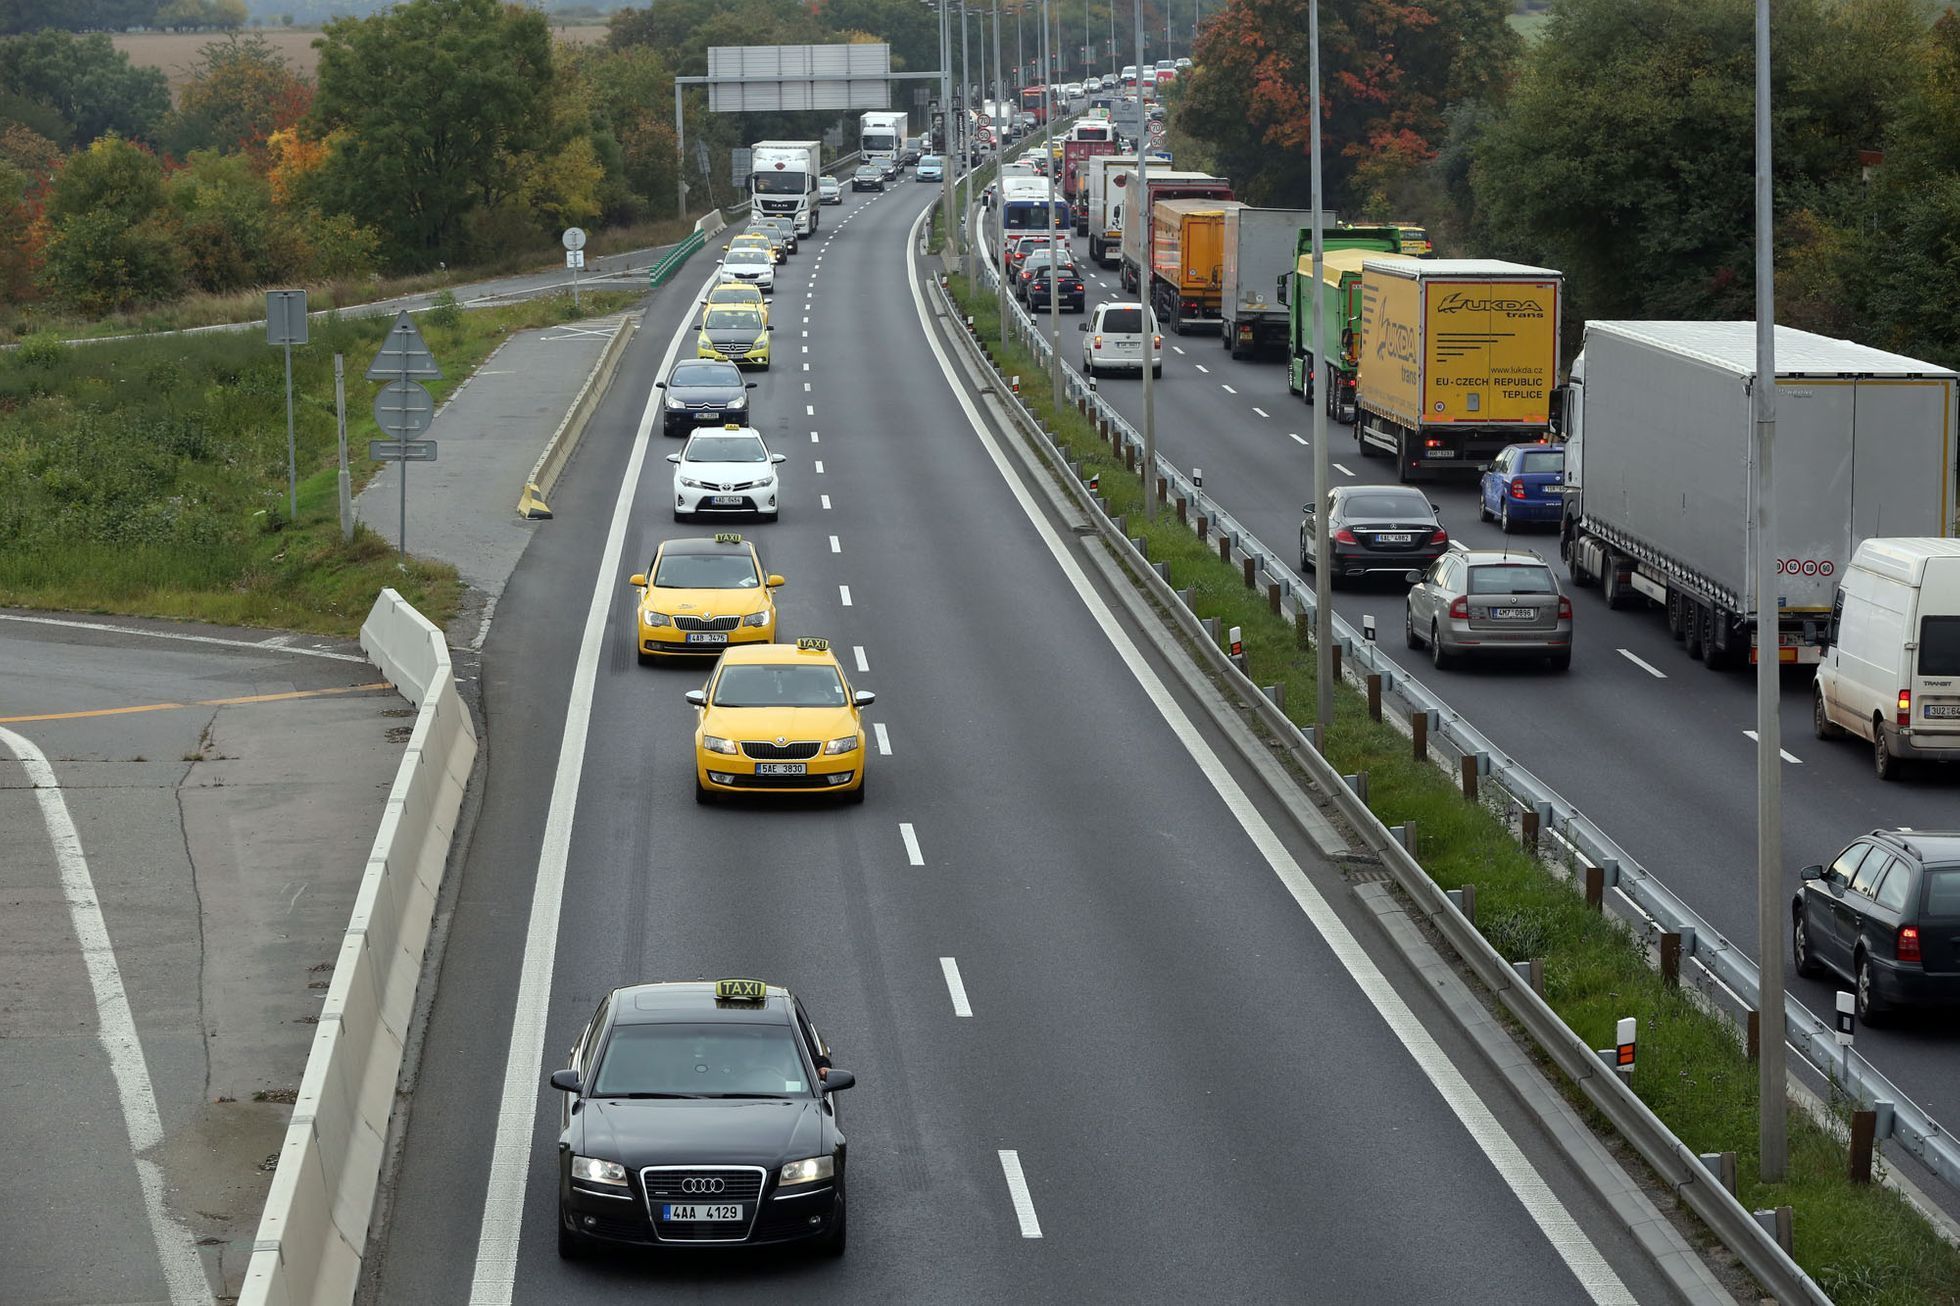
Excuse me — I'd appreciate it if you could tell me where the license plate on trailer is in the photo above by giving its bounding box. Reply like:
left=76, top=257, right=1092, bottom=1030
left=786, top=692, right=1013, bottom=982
left=1376, top=533, right=1412, bottom=544
left=685, top=633, right=727, bottom=645
left=662, top=1204, right=744, bottom=1222
left=1491, top=607, right=1534, bottom=620
left=711, top=495, right=743, bottom=506
left=1425, top=451, right=1456, bottom=459
left=1927, top=705, right=1960, bottom=719
left=756, top=762, right=807, bottom=775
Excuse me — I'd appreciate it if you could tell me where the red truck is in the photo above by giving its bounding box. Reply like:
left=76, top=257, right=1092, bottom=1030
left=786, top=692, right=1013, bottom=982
left=1063, top=138, right=1118, bottom=234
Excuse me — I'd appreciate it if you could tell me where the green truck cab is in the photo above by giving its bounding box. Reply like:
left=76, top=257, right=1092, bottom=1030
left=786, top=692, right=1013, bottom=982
left=1279, top=225, right=1411, bottom=422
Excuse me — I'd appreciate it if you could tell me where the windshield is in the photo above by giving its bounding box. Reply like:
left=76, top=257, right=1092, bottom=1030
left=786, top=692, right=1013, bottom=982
left=704, top=310, right=761, bottom=331
left=1100, top=307, right=1145, bottom=333
left=1340, top=492, right=1431, bottom=519
left=652, top=552, right=760, bottom=589
left=591, top=1023, right=810, bottom=1098
left=856, top=166, right=880, bottom=177
left=1468, top=565, right=1557, bottom=595
left=685, top=436, right=767, bottom=464
left=1003, top=200, right=1070, bottom=230
left=1517, top=450, right=1564, bottom=475
left=669, top=361, right=740, bottom=387
left=712, top=663, right=848, bottom=708
left=725, top=249, right=768, bottom=266
left=861, top=132, right=896, bottom=151
left=920, top=155, right=943, bottom=167
left=1921, top=616, right=1960, bottom=676
left=752, top=173, right=805, bottom=195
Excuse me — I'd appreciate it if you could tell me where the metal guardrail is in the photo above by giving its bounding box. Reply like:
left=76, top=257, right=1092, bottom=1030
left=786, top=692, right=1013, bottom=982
left=965, top=229, right=1960, bottom=1202
left=646, top=232, right=704, bottom=290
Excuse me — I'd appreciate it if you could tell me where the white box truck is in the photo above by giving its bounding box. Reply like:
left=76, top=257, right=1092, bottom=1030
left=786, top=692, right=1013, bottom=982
left=859, top=111, right=907, bottom=171
left=1561, top=321, right=1960, bottom=670
left=1218, top=206, right=1335, bottom=361
left=749, top=140, right=822, bottom=236
left=1085, top=153, right=1136, bottom=266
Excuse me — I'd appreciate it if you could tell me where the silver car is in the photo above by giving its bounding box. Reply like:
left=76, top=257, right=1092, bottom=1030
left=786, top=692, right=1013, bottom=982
left=1404, top=547, right=1573, bottom=671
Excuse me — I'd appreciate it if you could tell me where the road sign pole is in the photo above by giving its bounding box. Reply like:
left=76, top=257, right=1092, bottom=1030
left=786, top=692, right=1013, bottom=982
left=283, top=341, right=297, bottom=522
left=335, top=354, right=352, bottom=543
left=399, top=350, right=409, bottom=560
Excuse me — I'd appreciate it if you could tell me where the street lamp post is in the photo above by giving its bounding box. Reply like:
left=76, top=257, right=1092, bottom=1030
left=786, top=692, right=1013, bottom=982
left=959, top=0, right=972, bottom=291
left=995, top=0, right=1008, bottom=347
left=1042, top=0, right=1062, bottom=410
left=1308, top=0, right=1332, bottom=747
left=938, top=0, right=955, bottom=257
left=1136, top=0, right=1154, bottom=520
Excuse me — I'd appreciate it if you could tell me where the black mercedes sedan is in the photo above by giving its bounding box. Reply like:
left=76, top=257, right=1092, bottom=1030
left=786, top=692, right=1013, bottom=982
left=551, top=979, right=853, bottom=1258
left=1300, top=485, right=1449, bottom=585
left=656, top=361, right=757, bottom=438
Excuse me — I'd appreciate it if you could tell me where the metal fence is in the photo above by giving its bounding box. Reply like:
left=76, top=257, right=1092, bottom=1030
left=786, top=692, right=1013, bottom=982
left=963, top=232, right=1960, bottom=1202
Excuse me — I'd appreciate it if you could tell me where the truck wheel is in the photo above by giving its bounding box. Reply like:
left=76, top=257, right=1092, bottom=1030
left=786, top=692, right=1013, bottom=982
left=1683, top=603, right=1705, bottom=660
left=1665, top=591, right=1686, bottom=641
left=1813, top=687, right=1845, bottom=740
left=1701, top=610, right=1735, bottom=668
left=1286, top=364, right=1302, bottom=397
left=1601, top=555, right=1632, bottom=610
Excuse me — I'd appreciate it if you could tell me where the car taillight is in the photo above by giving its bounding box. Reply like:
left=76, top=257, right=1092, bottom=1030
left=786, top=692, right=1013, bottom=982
left=1509, top=478, right=1526, bottom=500
left=1898, top=689, right=1912, bottom=726
left=1448, top=596, right=1469, bottom=619
left=1092, top=335, right=1103, bottom=348
left=1557, top=595, right=1573, bottom=619
left=1428, top=529, right=1449, bottom=545
left=1152, top=334, right=1162, bottom=347
left=1898, top=924, right=1922, bottom=964
left=1332, top=528, right=1358, bottom=544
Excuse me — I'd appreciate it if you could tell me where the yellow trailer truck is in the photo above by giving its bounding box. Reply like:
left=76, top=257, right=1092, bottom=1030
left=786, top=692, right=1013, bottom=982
left=1353, top=258, right=1563, bottom=480
left=1148, top=198, right=1233, bottom=334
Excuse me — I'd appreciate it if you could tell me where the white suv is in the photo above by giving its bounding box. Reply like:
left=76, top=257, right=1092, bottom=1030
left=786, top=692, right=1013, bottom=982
left=1079, top=302, right=1162, bottom=378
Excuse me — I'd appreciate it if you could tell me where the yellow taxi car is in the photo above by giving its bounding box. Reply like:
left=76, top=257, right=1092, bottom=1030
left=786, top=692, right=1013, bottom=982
left=628, top=533, right=783, bottom=663
left=726, top=231, right=780, bottom=265
left=695, top=305, right=771, bottom=368
left=702, top=282, right=768, bottom=320
left=685, top=638, right=872, bottom=804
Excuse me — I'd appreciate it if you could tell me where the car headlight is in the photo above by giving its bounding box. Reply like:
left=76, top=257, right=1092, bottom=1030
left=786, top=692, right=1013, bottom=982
left=778, top=1155, right=835, bottom=1187
left=755, top=475, right=775, bottom=488
left=641, top=609, right=671, bottom=626
left=727, top=393, right=747, bottom=407
left=571, top=1155, right=628, bottom=1187
left=701, top=734, right=739, bottom=755
left=680, top=476, right=711, bottom=489
left=666, top=396, right=686, bottom=410
left=753, top=335, right=768, bottom=350
left=823, top=734, right=860, bottom=755
left=741, top=610, right=771, bottom=627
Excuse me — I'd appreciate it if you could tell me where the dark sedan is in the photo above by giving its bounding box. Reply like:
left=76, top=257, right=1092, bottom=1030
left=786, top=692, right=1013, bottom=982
left=1300, top=485, right=1449, bottom=585
left=1794, top=830, right=1960, bottom=1021
left=656, top=360, right=756, bottom=437
left=1025, top=265, right=1085, bottom=312
left=552, top=979, right=854, bottom=1257
left=851, top=165, right=885, bottom=192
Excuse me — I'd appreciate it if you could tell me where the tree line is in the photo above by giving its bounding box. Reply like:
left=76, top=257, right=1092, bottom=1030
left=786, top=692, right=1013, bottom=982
left=1175, top=0, right=1960, bottom=370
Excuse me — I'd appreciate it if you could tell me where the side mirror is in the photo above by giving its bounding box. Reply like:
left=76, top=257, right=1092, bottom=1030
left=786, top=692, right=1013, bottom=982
left=1078, top=321, right=1089, bottom=332
left=629, top=573, right=647, bottom=588
left=1800, top=864, right=1824, bottom=881
left=766, top=574, right=785, bottom=588
left=771, top=453, right=787, bottom=464
left=744, top=381, right=757, bottom=390
left=684, top=689, right=707, bottom=707
left=549, top=1068, right=582, bottom=1093
left=853, top=690, right=877, bottom=708
left=1405, top=571, right=1421, bottom=584
left=1429, top=502, right=1441, bottom=513
left=654, top=380, right=667, bottom=389
left=766, top=324, right=775, bottom=331
left=821, top=1069, right=856, bottom=1092
left=722, top=243, right=730, bottom=250
left=666, top=453, right=681, bottom=464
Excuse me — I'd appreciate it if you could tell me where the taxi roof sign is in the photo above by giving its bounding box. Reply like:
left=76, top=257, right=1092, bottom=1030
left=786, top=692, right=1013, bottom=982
left=714, top=978, right=768, bottom=1001
left=795, top=637, right=830, bottom=652
left=713, top=532, right=744, bottom=544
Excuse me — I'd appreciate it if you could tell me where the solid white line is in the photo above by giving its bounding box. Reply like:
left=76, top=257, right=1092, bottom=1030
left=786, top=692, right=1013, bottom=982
left=821, top=494, right=832, bottom=510
left=906, top=213, right=1631, bottom=1303
left=839, top=584, right=852, bottom=607
left=1332, top=462, right=1355, bottom=477
left=0, top=728, right=212, bottom=1306
left=873, top=721, right=891, bottom=755
left=997, top=1150, right=1043, bottom=1237
left=899, top=822, right=924, bottom=865
left=1616, top=648, right=1668, bottom=680
left=829, top=535, right=841, bottom=553
left=1289, top=433, right=1308, bottom=446
left=814, top=460, right=825, bottom=474
left=1252, top=406, right=1268, bottom=417
left=1742, top=730, right=1802, bottom=764
left=0, top=612, right=366, bottom=662
left=1221, top=383, right=1237, bottom=394
left=939, top=957, right=973, bottom=1017
left=467, top=262, right=709, bottom=1306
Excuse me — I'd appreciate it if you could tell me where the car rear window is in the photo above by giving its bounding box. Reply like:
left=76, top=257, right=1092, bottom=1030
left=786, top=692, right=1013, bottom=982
left=1920, top=616, right=1960, bottom=676
left=1101, top=307, right=1144, bottom=333
left=1341, top=492, right=1430, bottom=519
left=1517, top=450, right=1564, bottom=475
left=1924, top=868, right=1960, bottom=920
left=1468, top=565, right=1556, bottom=595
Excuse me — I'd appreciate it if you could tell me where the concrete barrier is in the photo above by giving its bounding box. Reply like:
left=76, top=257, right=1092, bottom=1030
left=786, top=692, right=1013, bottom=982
left=518, top=313, right=638, bottom=517
left=238, top=590, right=477, bottom=1306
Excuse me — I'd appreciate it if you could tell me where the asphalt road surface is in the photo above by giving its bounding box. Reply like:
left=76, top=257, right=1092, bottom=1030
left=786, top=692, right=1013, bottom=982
left=1008, top=204, right=1960, bottom=1179
left=364, top=180, right=1688, bottom=1302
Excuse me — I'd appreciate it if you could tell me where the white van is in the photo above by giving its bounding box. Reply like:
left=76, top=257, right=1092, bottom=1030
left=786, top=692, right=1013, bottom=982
left=1814, top=537, right=1960, bottom=780
left=1079, top=301, right=1163, bottom=378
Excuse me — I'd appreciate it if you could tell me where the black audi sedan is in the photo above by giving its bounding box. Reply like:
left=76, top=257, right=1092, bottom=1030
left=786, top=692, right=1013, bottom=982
left=1794, top=830, right=1960, bottom=1021
left=656, top=361, right=757, bottom=438
left=551, top=979, right=853, bottom=1258
left=851, top=165, right=885, bottom=192
left=1300, top=485, right=1449, bottom=585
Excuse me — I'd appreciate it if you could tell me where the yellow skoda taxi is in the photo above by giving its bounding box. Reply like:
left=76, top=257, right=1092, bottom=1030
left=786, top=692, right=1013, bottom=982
left=685, top=639, right=872, bottom=804
left=702, top=282, right=768, bottom=320
left=696, top=305, right=771, bottom=368
left=628, top=534, right=782, bottom=663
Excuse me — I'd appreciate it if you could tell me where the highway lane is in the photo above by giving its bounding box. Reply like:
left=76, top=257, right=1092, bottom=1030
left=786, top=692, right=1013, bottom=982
left=1026, top=213, right=1960, bottom=1144
left=367, top=178, right=1680, bottom=1301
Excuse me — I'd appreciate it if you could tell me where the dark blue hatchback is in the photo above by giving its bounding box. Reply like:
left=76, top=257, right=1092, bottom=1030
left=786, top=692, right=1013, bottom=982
left=1478, top=443, right=1566, bottom=533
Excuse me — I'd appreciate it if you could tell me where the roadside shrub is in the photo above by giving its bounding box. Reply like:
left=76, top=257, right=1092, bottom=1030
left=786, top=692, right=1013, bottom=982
left=15, top=331, right=61, bottom=369
left=426, top=288, right=461, bottom=329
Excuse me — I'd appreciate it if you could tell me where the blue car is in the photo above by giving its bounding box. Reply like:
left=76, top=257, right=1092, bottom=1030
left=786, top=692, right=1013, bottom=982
left=1478, top=442, right=1566, bottom=533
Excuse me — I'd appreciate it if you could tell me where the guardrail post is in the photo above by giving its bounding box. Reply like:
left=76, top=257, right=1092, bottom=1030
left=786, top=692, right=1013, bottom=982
left=1267, top=581, right=1281, bottom=615
left=1202, top=616, right=1220, bottom=642
left=1263, top=683, right=1285, bottom=712
left=1176, top=497, right=1187, bottom=524
left=1124, top=444, right=1136, bottom=472
left=1750, top=1206, right=1793, bottom=1256
left=1412, top=710, right=1428, bottom=762
left=1197, top=515, right=1208, bottom=542
left=1459, top=753, right=1478, bottom=802
left=1366, top=673, right=1382, bottom=721
left=1849, top=1110, right=1877, bottom=1184
left=1747, top=1009, right=1760, bottom=1061
left=1521, top=807, right=1540, bottom=855
left=1330, top=641, right=1342, bottom=681
left=1660, top=932, right=1682, bottom=987
left=1157, top=475, right=1168, bottom=504
left=1511, top=958, right=1544, bottom=996
left=1242, top=556, right=1256, bottom=589
left=1584, top=865, right=1604, bottom=912
left=1344, top=771, right=1368, bottom=802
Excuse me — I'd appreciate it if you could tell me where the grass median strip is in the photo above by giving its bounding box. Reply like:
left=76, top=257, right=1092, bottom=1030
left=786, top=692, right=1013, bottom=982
left=0, top=291, right=637, bottom=636
left=943, top=271, right=1960, bottom=1305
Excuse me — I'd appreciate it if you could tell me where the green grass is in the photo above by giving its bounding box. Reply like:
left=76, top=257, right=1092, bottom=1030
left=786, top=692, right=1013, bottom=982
left=0, top=291, right=638, bottom=636
left=945, top=271, right=1960, bottom=1304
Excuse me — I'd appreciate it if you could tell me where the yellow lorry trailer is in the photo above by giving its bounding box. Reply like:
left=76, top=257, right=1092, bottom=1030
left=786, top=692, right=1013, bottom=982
left=1148, top=197, right=1233, bottom=334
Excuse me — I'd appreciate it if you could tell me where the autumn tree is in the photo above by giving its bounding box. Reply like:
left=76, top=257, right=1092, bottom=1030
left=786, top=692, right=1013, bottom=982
left=166, top=34, right=313, bottom=159
left=309, top=0, right=556, bottom=267
left=0, top=161, right=38, bottom=301
left=37, top=134, right=186, bottom=311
